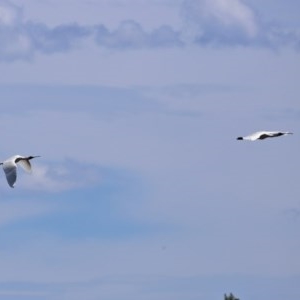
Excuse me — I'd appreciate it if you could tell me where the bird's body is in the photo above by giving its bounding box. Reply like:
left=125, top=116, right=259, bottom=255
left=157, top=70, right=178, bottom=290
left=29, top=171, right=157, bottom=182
left=0, top=155, right=40, bottom=188
left=237, top=131, right=293, bottom=141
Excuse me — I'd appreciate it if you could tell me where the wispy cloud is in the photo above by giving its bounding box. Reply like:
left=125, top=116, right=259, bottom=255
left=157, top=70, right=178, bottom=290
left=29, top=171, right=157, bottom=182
left=15, top=160, right=104, bottom=192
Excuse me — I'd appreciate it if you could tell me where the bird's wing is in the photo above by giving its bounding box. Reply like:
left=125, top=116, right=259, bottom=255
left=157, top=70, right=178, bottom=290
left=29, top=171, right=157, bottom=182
left=17, top=159, right=32, bottom=173
left=259, top=131, right=286, bottom=138
left=251, top=131, right=275, bottom=140
left=258, top=133, right=272, bottom=139
left=3, top=164, right=17, bottom=188
left=245, top=131, right=265, bottom=140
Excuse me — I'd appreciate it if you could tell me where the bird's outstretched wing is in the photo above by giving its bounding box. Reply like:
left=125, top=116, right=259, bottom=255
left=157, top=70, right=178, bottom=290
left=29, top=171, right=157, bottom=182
left=258, top=133, right=271, bottom=139
left=3, top=164, right=17, bottom=188
left=18, top=159, right=32, bottom=173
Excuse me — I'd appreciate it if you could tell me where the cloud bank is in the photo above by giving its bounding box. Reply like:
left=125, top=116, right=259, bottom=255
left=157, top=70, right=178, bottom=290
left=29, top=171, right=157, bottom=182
left=95, top=21, right=183, bottom=49
left=0, top=0, right=299, bottom=61
left=0, top=0, right=182, bottom=61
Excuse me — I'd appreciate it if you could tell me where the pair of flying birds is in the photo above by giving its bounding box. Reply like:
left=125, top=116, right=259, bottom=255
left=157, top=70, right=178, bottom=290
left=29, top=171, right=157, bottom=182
left=0, top=130, right=293, bottom=188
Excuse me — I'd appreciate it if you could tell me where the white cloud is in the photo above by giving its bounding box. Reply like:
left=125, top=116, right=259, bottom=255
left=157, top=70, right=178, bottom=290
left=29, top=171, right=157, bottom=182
left=18, top=163, right=75, bottom=191
left=204, top=0, right=258, bottom=37
left=15, top=161, right=103, bottom=192
left=180, top=0, right=300, bottom=49
left=181, top=0, right=260, bottom=45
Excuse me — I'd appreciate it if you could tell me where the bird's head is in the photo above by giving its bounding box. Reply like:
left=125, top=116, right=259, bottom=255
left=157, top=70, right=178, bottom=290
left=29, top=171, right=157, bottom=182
left=28, top=155, right=41, bottom=160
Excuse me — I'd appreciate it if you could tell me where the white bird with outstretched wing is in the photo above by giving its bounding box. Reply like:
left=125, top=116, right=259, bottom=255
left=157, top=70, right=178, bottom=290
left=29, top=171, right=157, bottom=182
left=237, top=131, right=293, bottom=141
left=0, top=155, right=40, bottom=188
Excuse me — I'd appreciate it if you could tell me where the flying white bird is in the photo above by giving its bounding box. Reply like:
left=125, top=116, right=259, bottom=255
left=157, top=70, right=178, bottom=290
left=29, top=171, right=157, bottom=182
left=0, top=155, right=40, bottom=188
left=236, top=131, right=293, bottom=141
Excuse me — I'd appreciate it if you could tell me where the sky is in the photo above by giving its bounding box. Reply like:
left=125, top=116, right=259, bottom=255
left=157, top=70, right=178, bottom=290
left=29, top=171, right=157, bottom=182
left=0, top=0, right=299, bottom=299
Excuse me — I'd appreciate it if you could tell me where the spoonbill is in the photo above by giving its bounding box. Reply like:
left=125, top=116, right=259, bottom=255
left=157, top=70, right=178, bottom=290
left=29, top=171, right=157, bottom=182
left=0, top=155, right=40, bottom=188
left=236, top=131, right=293, bottom=141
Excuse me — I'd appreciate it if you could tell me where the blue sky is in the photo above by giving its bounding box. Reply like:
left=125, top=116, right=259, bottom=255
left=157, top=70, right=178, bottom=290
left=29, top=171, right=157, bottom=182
left=0, top=0, right=300, bottom=299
